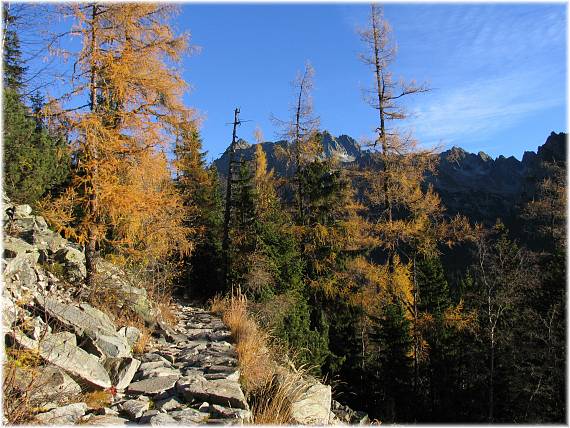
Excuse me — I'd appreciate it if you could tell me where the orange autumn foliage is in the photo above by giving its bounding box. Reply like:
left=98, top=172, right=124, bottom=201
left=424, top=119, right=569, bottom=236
left=40, top=4, right=196, bottom=267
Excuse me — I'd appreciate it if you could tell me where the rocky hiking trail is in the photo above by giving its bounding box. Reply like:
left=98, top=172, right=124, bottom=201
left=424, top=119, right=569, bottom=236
left=3, top=197, right=369, bottom=425
left=86, top=301, right=252, bottom=425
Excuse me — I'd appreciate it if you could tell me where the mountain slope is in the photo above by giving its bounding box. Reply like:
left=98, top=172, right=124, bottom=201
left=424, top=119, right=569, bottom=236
left=213, top=131, right=567, bottom=224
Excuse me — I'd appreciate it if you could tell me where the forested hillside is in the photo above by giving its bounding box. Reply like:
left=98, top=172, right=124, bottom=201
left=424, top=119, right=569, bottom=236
left=2, top=3, right=566, bottom=424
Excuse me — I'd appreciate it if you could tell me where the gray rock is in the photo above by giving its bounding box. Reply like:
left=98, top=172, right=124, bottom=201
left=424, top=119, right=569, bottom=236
left=13, top=204, right=32, bottom=218
left=291, top=382, right=331, bottom=425
left=12, top=329, right=112, bottom=389
left=209, top=404, right=251, bottom=420
left=3, top=297, right=18, bottom=330
left=206, top=418, right=241, bottom=425
left=84, top=331, right=131, bottom=359
left=156, top=320, right=186, bottom=344
left=140, top=353, right=170, bottom=364
left=29, top=366, right=82, bottom=405
left=120, top=399, right=149, bottom=420
left=103, top=357, right=141, bottom=390
left=54, top=247, right=86, bottom=279
left=118, top=325, right=141, bottom=347
left=135, top=410, right=157, bottom=424
left=36, top=296, right=115, bottom=337
left=169, top=408, right=210, bottom=424
left=135, top=366, right=180, bottom=380
left=84, top=414, right=130, bottom=425
left=26, top=229, right=67, bottom=253
left=153, top=396, right=183, bottom=412
left=127, top=375, right=179, bottom=395
left=176, top=376, right=248, bottom=410
left=139, top=361, right=171, bottom=371
left=35, top=297, right=131, bottom=358
left=34, top=402, right=88, bottom=424
left=146, top=412, right=177, bottom=425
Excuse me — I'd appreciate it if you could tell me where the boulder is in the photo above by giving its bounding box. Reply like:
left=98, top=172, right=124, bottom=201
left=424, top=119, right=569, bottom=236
left=54, top=247, right=86, bottom=280
left=176, top=375, right=248, bottom=410
left=118, top=326, right=141, bottom=347
left=13, top=204, right=32, bottom=219
left=169, top=408, right=210, bottom=424
left=83, top=332, right=131, bottom=359
left=12, top=329, right=112, bottom=389
left=29, top=366, right=82, bottom=405
left=291, top=382, right=332, bottom=425
left=3, top=236, right=40, bottom=282
left=34, top=402, right=88, bottom=424
left=209, top=403, right=251, bottom=420
left=26, top=229, right=67, bottom=254
left=96, top=260, right=154, bottom=324
left=127, top=375, right=179, bottom=395
left=35, top=297, right=131, bottom=358
left=103, top=357, right=141, bottom=390
left=3, top=297, right=18, bottom=330
left=83, top=414, right=130, bottom=425
left=36, top=297, right=115, bottom=336
left=144, top=412, right=177, bottom=425
left=153, top=396, right=183, bottom=412
left=120, top=399, right=149, bottom=420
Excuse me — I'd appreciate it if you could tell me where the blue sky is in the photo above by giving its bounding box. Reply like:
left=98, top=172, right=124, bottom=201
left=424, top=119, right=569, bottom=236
left=174, top=3, right=566, bottom=162
left=17, top=3, right=567, bottom=163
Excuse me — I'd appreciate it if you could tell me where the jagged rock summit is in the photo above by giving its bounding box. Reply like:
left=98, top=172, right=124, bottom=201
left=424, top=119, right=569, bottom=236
left=214, top=131, right=567, bottom=224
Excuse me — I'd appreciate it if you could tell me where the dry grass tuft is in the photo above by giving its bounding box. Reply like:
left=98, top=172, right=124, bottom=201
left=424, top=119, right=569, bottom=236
left=210, top=289, right=311, bottom=424
left=81, top=390, right=113, bottom=409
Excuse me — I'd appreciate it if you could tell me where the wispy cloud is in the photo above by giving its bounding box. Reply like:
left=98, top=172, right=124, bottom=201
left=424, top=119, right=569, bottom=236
left=408, top=67, right=565, bottom=148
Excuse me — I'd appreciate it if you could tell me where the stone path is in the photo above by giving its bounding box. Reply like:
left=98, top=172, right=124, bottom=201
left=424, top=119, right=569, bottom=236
left=82, top=302, right=251, bottom=425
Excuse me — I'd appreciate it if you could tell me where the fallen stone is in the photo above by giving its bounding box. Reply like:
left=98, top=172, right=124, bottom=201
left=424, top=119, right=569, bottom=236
left=83, top=414, right=130, bottom=425
left=169, top=408, right=210, bottom=424
left=146, top=412, right=177, bottom=425
left=34, top=402, right=88, bottom=424
left=140, top=353, right=170, bottom=364
left=291, top=382, right=332, bottom=425
left=12, top=330, right=112, bottom=389
left=35, top=297, right=131, bottom=358
left=54, top=247, right=86, bottom=279
left=138, top=410, right=160, bottom=423
left=136, top=366, right=180, bottom=380
left=13, top=204, right=32, bottom=218
left=118, top=325, right=141, bottom=347
left=29, top=366, right=82, bottom=405
left=103, top=357, right=141, bottom=390
left=127, top=375, right=179, bottom=395
left=84, top=332, right=131, bottom=359
left=210, top=403, right=251, bottom=420
left=139, top=361, right=171, bottom=371
left=153, top=396, right=184, bottom=412
left=176, top=376, right=248, bottom=410
left=120, top=399, right=149, bottom=420
left=36, top=296, right=115, bottom=337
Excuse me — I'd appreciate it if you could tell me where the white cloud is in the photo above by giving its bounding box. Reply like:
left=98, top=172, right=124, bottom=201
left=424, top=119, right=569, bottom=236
left=407, top=66, right=565, bottom=148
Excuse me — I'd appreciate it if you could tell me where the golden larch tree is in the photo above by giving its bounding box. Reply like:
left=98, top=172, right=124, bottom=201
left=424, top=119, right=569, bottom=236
left=41, top=4, right=195, bottom=287
left=358, top=3, right=473, bottom=391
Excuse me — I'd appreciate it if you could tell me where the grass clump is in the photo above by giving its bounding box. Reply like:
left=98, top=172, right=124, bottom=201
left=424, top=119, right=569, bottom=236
left=211, top=289, right=312, bottom=424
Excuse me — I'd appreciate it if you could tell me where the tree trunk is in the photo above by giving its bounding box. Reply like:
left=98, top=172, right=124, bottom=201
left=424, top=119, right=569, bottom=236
left=86, top=3, right=98, bottom=289
left=222, top=107, right=240, bottom=289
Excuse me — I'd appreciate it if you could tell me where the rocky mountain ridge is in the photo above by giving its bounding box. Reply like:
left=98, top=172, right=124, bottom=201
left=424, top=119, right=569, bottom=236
left=213, top=131, right=567, bottom=224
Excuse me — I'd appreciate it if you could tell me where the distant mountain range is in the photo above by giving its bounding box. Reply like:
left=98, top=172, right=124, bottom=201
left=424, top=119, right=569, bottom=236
left=213, top=131, right=567, bottom=224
